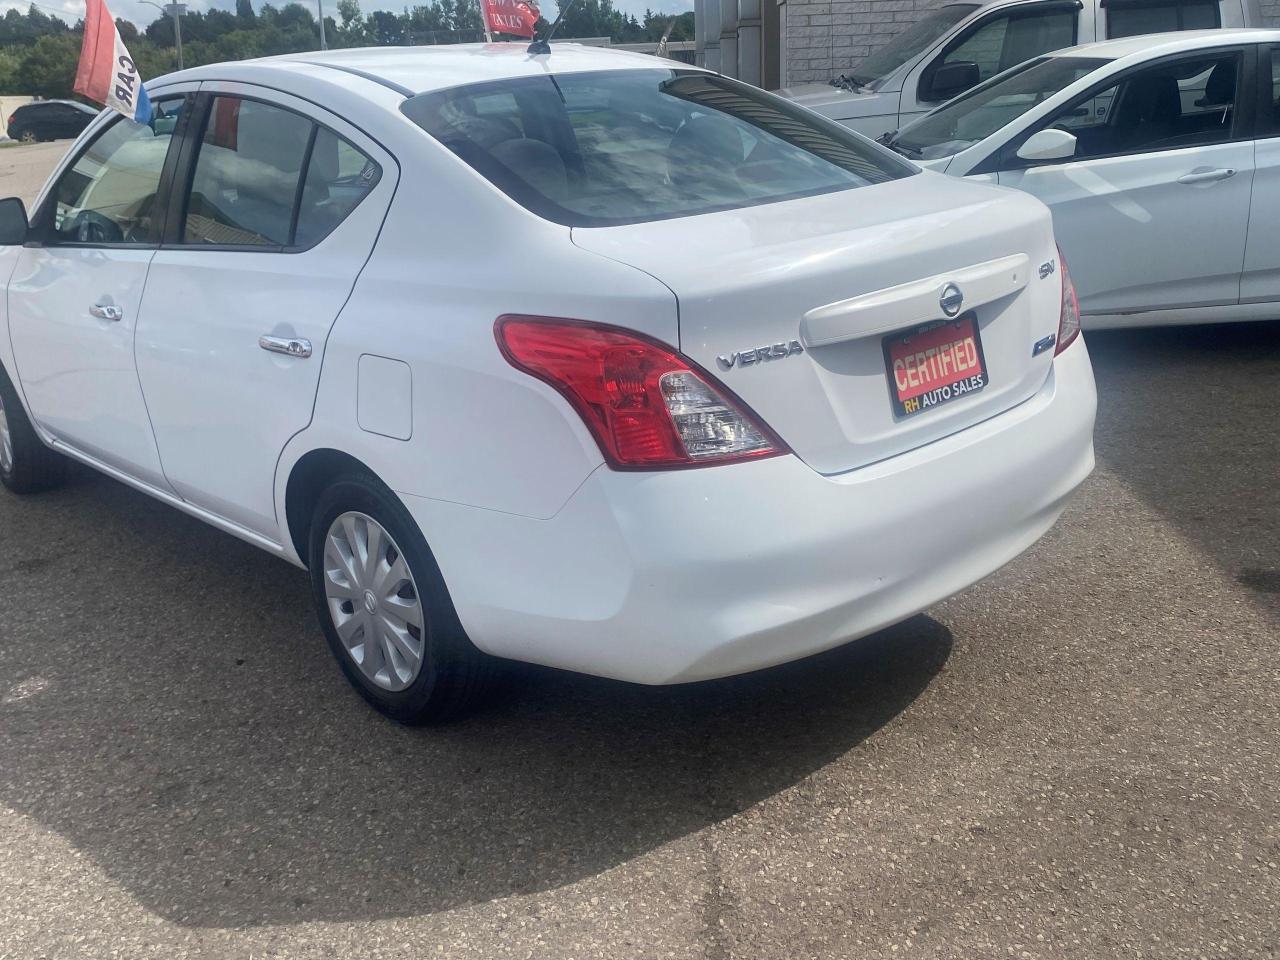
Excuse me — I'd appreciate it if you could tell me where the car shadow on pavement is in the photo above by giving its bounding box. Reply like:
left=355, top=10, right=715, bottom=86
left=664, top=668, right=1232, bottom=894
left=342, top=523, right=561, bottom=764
left=0, top=472, right=951, bottom=928
left=1084, top=318, right=1280, bottom=618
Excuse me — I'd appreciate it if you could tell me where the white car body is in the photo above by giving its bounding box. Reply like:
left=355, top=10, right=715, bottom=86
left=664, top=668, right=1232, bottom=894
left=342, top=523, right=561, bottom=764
left=778, top=0, right=1260, bottom=140
left=895, top=29, right=1280, bottom=329
left=0, top=46, right=1096, bottom=710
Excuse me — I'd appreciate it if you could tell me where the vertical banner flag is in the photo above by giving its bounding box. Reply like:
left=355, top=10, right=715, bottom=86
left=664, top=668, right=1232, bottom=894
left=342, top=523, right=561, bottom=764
left=74, top=0, right=152, bottom=124
left=480, top=0, right=539, bottom=39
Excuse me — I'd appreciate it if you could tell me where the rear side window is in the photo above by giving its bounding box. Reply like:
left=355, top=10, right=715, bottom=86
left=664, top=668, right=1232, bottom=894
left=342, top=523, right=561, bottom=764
left=401, top=69, right=914, bottom=227
left=181, top=96, right=381, bottom=249
left=294, top=128, right=381, bottom=248
left=1105, top=0, right=1220, bottom=38
left=185, top=98, right=311, bottom=246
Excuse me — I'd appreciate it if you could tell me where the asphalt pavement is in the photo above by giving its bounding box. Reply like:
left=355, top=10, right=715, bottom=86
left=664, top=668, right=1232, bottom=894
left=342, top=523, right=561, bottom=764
left=0, top=140, right=72, bottom=207
left=1, top=142, right=1278, bottom=960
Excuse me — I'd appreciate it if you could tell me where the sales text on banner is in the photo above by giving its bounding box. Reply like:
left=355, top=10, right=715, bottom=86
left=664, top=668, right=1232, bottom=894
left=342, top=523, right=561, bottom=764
left=481, top=0, right=540, bottom=39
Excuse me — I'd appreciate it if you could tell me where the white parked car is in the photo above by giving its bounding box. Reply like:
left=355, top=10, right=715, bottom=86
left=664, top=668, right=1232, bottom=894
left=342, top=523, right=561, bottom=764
left=0, top=45, right=1096, bottom=722
left=779, top=0, right=1262, bottom=139
left=884, top=29, right=1280, bottom=328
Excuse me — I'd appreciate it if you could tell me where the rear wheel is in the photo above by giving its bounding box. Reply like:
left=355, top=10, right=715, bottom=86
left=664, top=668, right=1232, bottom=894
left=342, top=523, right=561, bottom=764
left=307, top=473, right=494, bottom=723
left=17, top=129, right=36, bottom=144
left=0, top=367, right=67, bottom=494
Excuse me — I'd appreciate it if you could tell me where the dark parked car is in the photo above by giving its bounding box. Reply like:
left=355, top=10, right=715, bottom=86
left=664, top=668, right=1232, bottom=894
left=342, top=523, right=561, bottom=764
left=6, top=100, right=98, bottom=143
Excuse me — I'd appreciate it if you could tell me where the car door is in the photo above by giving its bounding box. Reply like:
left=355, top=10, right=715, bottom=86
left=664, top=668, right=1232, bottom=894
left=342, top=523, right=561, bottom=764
left=134, top=87, right=397, bottom=539
left=1241, top=43, right=1280, bottom=304
left=995, top=48, right=1255, bottom=315
left=900, top=1, right=1087, bottom=126
left=6, top=96, right=190, bottom=489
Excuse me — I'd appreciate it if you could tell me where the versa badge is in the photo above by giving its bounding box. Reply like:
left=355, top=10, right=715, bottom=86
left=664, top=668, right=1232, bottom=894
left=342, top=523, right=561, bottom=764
left=718, top=340, right=805, bottom=370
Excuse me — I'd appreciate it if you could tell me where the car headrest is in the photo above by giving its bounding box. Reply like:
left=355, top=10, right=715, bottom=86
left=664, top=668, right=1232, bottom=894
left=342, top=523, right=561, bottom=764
left=489, top=137, right=568, bottom=202
left=1118, top=73, right=1181, bottom=125
left=667, top=114, right=747, bottom=197
left=1200, top=61, right=1236, bottom=107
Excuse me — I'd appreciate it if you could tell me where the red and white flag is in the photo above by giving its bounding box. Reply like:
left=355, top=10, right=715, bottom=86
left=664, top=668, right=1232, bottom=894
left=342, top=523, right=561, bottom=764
left=74, top=0, right=152, bottom=123
left=480, top=0, right=539, bottom=39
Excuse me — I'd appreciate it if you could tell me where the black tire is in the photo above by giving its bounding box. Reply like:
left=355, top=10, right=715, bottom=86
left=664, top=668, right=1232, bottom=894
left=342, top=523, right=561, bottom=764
left=0, top=364, right=67, bottom=494
left=307, top=472, right=495, bottom=724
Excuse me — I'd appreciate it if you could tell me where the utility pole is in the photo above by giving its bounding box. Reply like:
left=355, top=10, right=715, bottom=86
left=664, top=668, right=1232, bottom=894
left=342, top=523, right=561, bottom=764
left=138, top=0, right=185, bottom=71
left=169, top=2, right=185, bottom=70
left=317, top=0, right=327, bottom=48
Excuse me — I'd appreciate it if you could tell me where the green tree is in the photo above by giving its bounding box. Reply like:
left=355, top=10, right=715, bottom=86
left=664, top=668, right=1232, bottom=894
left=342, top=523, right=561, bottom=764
left=16, top=33, right=80, bottom=98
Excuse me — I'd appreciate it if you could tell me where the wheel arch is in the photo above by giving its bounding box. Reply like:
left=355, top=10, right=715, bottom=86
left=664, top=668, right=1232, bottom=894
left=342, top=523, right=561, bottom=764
left=284, top=447, right=387, bottom=568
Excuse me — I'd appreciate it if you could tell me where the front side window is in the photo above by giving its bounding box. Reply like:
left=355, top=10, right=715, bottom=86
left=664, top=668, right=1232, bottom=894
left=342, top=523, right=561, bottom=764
left=892, top=55, right=1107, bottom=159
left=1022, top=53, right=1240, bottom=162
left=48, top=98, right=183, bottom=245
left=1106, top=0, right=1220, bottom=39
left=841, top=5, right=977, bottom=87
left=935, top=7, right=1078, bottom=88
left=181, top=96, right=380, bottom=248
left=401, top=69, right=914, bottom=228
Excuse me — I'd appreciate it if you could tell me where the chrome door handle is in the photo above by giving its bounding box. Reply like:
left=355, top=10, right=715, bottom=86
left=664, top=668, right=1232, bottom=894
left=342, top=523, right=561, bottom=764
left=1177, top=168, right=1236, bottom=185
left=90, top=302, right=123, bottom=322
left=259, top=335, right=313, bottom=359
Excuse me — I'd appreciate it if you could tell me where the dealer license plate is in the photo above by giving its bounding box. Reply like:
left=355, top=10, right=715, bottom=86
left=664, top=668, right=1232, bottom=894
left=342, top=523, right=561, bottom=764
left=883, top=313, right=987, bottom=419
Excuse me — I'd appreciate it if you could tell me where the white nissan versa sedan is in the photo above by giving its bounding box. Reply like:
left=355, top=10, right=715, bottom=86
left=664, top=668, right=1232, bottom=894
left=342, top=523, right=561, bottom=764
left=0, top=44, right=1097, bottom=722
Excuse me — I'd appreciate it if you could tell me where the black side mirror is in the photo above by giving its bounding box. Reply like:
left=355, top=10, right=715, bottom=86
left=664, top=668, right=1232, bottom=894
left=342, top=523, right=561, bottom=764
left=926, top=60, right=981, bottom=102
left=0, top=197, right=29, bottom=246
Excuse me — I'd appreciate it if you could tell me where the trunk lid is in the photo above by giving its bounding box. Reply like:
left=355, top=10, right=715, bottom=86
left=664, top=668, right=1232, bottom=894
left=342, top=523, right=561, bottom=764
left=572, top=172, right=1062, bottom=475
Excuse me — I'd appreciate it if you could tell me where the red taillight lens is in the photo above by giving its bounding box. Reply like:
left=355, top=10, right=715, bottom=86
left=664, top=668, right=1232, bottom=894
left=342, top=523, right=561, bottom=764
left=1055, top=244, right=1081, bottom=356
left=495, top=316, right=786, bottom=470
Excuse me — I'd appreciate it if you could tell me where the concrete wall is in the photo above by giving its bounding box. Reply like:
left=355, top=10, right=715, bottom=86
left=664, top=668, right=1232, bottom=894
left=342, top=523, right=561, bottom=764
left=783, top=0, right=941, bottom=85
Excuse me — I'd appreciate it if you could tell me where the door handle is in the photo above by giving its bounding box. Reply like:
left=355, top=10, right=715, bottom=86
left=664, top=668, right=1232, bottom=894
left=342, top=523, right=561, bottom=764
left=259, top=335, right=313, bottom=359
left=89, top=302, right=123, bottom=322
left=1177, top=168, right=1236, bottom=185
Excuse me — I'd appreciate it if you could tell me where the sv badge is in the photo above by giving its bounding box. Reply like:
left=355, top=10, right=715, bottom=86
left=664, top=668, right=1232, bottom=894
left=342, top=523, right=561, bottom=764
left=718, top=340, right=804, bottom=370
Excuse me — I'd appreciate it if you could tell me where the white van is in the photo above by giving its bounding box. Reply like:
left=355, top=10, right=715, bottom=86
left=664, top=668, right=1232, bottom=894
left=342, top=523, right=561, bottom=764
left=779, top=0, right=1262, bottom=138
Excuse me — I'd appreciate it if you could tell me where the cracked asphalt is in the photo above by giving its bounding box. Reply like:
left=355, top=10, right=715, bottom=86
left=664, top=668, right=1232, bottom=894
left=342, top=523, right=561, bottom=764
left=0, top=138, right=1277, bottom=957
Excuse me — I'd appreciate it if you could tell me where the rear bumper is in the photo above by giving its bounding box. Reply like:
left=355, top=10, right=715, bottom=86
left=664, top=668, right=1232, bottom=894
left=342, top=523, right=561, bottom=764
left=401, top=337, right=1096, bottom=684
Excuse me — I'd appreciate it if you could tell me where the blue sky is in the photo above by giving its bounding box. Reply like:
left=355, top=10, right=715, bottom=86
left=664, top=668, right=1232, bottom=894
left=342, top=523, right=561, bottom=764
left=3, top=0, right=694, bottom=28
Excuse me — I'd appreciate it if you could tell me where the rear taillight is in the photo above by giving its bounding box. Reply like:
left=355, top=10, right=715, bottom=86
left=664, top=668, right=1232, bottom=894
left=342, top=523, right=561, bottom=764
left=495, top=316, right=786, bottom=470
left=1055, top=245, right=1081, bottom=356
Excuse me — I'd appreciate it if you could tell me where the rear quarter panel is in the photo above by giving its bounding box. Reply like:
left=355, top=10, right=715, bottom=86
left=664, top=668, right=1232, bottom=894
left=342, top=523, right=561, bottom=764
left=277, top=127, right=681, bottom=531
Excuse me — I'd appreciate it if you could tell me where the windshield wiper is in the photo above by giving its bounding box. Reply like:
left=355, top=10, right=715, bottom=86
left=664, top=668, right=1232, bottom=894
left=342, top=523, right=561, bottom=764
left=829, top=74, right=873, bottom=93
left=877, top=132, right=919, bottom=159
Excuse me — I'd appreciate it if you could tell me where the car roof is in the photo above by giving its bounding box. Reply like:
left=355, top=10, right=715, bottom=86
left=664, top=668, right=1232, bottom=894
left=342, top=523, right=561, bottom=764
left=256, top=42, right=681, bottom=96
left=1053, top=27, right=1280, bottom=61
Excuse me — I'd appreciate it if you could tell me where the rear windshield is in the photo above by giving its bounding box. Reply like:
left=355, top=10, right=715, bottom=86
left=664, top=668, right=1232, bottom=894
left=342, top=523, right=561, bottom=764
left=401, top=69, right=915, bottom=227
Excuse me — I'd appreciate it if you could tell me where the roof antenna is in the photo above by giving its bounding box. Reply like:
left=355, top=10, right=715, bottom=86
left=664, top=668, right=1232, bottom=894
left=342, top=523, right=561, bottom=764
left=527, top=0, right=577, bottom=55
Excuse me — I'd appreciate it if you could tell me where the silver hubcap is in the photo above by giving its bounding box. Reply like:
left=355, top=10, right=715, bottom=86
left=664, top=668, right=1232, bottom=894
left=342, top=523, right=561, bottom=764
left=323, top=512, right=426, bottom=692
left=0, top=391, right=13, bottom=475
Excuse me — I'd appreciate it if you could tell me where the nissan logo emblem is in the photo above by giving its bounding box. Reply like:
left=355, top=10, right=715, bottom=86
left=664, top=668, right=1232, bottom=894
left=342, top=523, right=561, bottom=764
left=939, top=283, right=964, bottom=318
